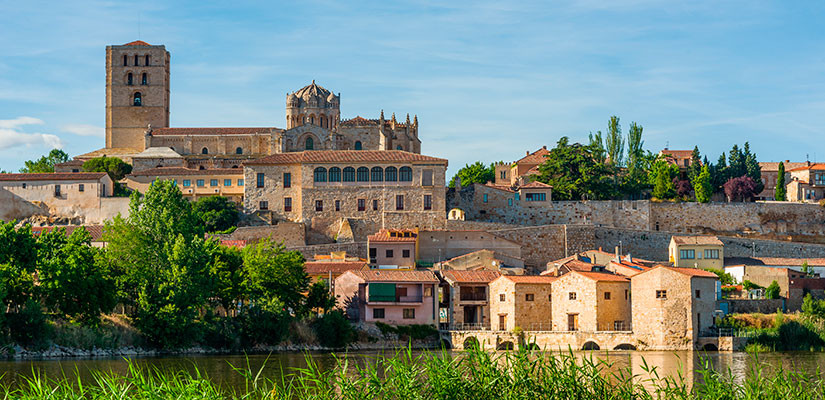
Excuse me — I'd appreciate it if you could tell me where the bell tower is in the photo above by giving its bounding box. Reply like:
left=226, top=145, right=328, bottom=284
left=105, top=40, right=170, bottom=150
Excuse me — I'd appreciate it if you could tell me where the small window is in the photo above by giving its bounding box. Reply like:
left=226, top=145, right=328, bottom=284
left=134, top=54, right=139, bottom=66
left=397, top=145, right=403, bottom=150
left=656, top=290, right=667, bottom=299
left=78, top=184, right=84, bottom=192
left=127, top=73, right=133, bottom=85
left=695, top=290, right=701, bottom=299
left=403, top=308, right=415, bottom=319
left=625, top=290, right=629, bottom=300
left=680, top=249, right=695, bottom=259
left=315, top=200, right=323, bottom=212
left=224, top=179, right=232, bottom=186
left=483, top=194, right=488, bottom=203
left=305, top=137, right=314, bottom=150
left=210, top=179, right=218, bottom=187
left=357, top=167, right=369, bottom=182
left=508, top=198, right=513, bottom=206
left=335, top=200, right=341, bottom=211
left=500, top=294, right=506, bottom=301
left=22, top=183, right=27, bottom=189
left=123, top=54, right=128, bottom=66
left=141, top=73, right=147, bottom=85
left=424, top=286, right=432, bottom=297
left=371, top=167, right=383, bottom=182
left=256, top=173, right=265, bottom=188
left=201, top=147, right=209, bottom=155
left=402, top=249, right=411, bottom=258
left=144, top=54, right=150, bottom=65
left=386, top=249, right=394, bottom=258
left=423, top=194, right=432, bottom=210
left=133, top=92, right=142, bottom=106
left=568, top=292, right=577, bottom=300
left=236, top=147, right=243, bottom=155
left=314, top=167, right=327, bottom=183
left=396, top=195, right=404, bottom=210
left=283, top=173, right=291, bottom=188
left=329, top=167, right=341, bottom=182
left=604, top=292, right=611, bottom=300
left=500, top=171, right=506, bottom=179
left=549, top=294, right=552, bottom=302
left=237, top=179, right=244, bottom=186
left=183, top=180, right=191, bottom=187
left=259, top=201, right=268, bottom=210
left=525, top=293, right=534, bottom=301
left=372, top=199, right=379, bottom=211
left=284, top=197, right=292, bottom=212
left=358, top=199, right=366, bottom=211
left=385, top=167, right=397, bottom=182
left=354, top=141, right=362, bottom=150
left=373, top=308, right=385, bottom=319
left=526, top=193, right=546, bottom=202
left=704, top=249, right=719, bottom=259
left=197, top=179, right=205, bottom=187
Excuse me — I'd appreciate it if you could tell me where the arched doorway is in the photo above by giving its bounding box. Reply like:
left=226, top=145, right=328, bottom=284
left=497, top=341, right=514, bottom=351
left=613, top=344, right=637, bottom=351
left=463, top=337, right=480, bottom=350
left=582, top=341, right=600, bottom=351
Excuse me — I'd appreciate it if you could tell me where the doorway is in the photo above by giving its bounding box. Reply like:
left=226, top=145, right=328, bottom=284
left=568, top=314, right=579, bottom=331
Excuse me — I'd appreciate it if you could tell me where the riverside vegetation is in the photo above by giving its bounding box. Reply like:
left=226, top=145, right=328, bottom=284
left=720, top=294, right=825, bottom=352
left=2, top=347, right=825, bottom=399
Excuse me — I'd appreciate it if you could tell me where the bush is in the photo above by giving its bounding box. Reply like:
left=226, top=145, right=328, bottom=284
left=6, top=300, right=50, bottom=348
left=200, top=315, right=240, bottom=350
left=312, top=310, right=354, bottom=348
left=765, top=280, right=781, bottom=299
left=238, top=306, right=291, bottom=347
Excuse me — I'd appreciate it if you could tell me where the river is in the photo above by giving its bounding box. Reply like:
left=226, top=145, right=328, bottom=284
left=0, top=350, right=822, bottom=391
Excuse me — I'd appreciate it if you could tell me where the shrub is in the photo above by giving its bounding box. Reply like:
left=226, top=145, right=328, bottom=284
left=238, top=306, right=291, bottom=347
left=312, top=310, right=354, bottom=348
left=6, top=300, right=50, bottom=348
left=396, top=324, right=438, bottom=341
left=765, top=281, right=781, bottom=299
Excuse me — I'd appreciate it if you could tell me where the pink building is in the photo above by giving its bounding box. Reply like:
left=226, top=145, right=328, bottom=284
left=334, top=270, right=438, bottom=325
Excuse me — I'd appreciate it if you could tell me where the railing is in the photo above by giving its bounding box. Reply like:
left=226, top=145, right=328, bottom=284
left=526, top=322, right=554, bottom=331
left=451, top=323, right=492, bottom=331
left=600, top=322, right=632, bottom=332
left=368, top=295, right=423, bottom=303
left=705, top=327, right=750, bottom=338
left=459, top=293, right=487, bottom=301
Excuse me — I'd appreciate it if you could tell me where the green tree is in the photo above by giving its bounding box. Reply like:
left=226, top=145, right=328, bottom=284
left=703, top=268, right=735, bottom=285
left=588, top=131, right=606, bottom=164
left=604, top=116, right=624, bottom=167
left=765, top=280, right=781, bottom=299
left=728, top=145, right=746, bottom=179
left=710, top=153, right=728, bottom=191
left=208, top=243, right=245, bottom=313
left=687, top=146, right=702, bottom=181
left=193, top=196, right=240, bottom=233
left=693, top=165, right=713, bottom=203
left=305, top=281, right=336, bottom=314
left=20, top=149, right=69, bottom=173
left=652, top=162, right=676, bottom=200
left=0, top=221, right=38, bottom=310
left=449, top=162, right=495, bottom=188
left=312, top=310, right=354, bottom=348
left=536, top=137, right=615, bottom=200
left=242, top=238, right=308, bottom=314
left=82, top=156, right=133, bottom=180
left=775, top=162, right=786, bottom=201
left=743, top=142, right=764, bottom=195
left=801, top=261, right=811, bottom=277
left=36, top=227, right=117, bottom=323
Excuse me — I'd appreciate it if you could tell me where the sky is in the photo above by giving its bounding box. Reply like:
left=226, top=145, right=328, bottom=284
left=1, top=0, right=825, bottom=175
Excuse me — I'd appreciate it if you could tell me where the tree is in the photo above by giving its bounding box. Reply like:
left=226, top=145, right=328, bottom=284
left=651, top=161, right=676, bottom=200
left=36, top=227, right=117, bottom=323
left=604, top=116, right=624, bottom=167
left=0, top=221, right=37, bottom=310
left=536, top=137, right=616, bottom=200
left=305, top=281, right=336, bottom=315
left=193, top=196, right=240, bottom=233
left=674, top=179, right=692, bottom=199
left=765, top=280, right=781, bottom=299
left=82, top=156, right=133, bottom=181
left=621, top=122, right=650, bottom=197
left=449, top=161, right=495, bottom=188
left=801, top=261, right=811, bottom=277
left=743, top=142, right=764, bottom=195
left=208, top=243, right=245, bottom=314
left=687, top=146, right=702, bottom=181
left=20, top=149, right=69, bottom=173
left=693, top=165, right=713, bottom=203
left=775, top=162, right=786, bottom=201
left=724, top=176, right=758, bottom=202
left=242, top=238, right=308, bottom=314
left=728, top=145, right=746, bottom=179
left=588, top=131, right=606, bottom=163
left=704, top=268, right=735, bottom=285
left=710, top=153, right=728, bottom=191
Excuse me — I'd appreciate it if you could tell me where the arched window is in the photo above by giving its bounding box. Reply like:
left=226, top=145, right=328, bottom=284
left=310, top=116, right=315, bottom=125
left=141, top=73, right=147, bottom=85
left=396, top=145, right=403, bottom=151
left=134, top=54, right=139, bottom=66
left=371, top=167, right=383, bottom=182
left=314, top=167, right=327, bottom=183
left=305, top=137, right=314, bottom=150
left=145, top=55, right=150, bottom=66
left=343, top=167, right=356, bottom=182
left=400, top=166, right=413, bottom=182
left=235, top=147, right=243, bottom=155
left=354, top=141, right=362, bottom=150
left=385, top=166, right=398, bottom=182
left=199, top=165, right=205, bottom=170
left=201, top=147, right=209, bottom=155
left=123, top=55, right=128, bottom=66
left=127, top=73, right=133, bottom=85
left=133, top=92, right=142, bottom=106
left=329, top=167, right=341, bottom=182
left=357, top=167, right=369, bottom=182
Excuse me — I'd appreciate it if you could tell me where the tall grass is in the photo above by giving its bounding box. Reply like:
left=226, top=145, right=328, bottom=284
left=1, top=347, right=824, bottom=399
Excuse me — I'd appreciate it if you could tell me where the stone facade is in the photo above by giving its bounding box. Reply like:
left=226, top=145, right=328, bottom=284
left=417, top=230, right=522, bottom=264
left=367, top=229, right=417, bottom=268
left=551, top=271, right=631, bottom=332
left=488, top=276, right=556, bottom=331
left=124, top=167, right=245, bottom=202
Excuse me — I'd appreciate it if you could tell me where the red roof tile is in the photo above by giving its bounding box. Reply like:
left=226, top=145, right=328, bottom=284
left=658, top=266, right=719, bottom=278
left=499, top=275, right=557, bottom=284
left=305, top=261, right=368, bottom=275
left=483, top=183, right=515, bottom=192
left=340, top=116, right=378, bottom=126
left=31, top=225, right=106, bottom=241
left=788, top=163, right=825, bottom=172
left=348, top=270, right=438, bottom=283
left=0, top=172, right=108, bottom=182
left=220, top=240, right=247, bottom=248
left=671, top=235, right=723, bottom=246
left=123, top=40, right=151, bottom=46
left=516, top=147, right=550, bottom=165
left=368, top=229, right=418, bottom=243
left=151, top=127, right=277, bottom=136
left=573, top=271, right=630, bottom=282
left=520, top=181, right=552, bottom=189
left=246, top=150, right=447, bottom=165
left=441, top=270, right=501, bottom=283
left=659, top=149, right=693, bottom=159
left=760, top=162, right=808, bottom=172
left=129, top=167, right=244, bottom=177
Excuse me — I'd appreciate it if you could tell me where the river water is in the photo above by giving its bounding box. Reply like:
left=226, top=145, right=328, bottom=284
left=0, top=350, right=822, bottom=391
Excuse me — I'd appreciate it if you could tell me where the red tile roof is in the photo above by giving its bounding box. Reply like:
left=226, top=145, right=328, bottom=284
left=788, top=163, right=825, bottom=172
left=659, top=149, right=693, bottom=159
left=220, top=240, right=247, bottom=248
left=305, top=261, right=369, bottom=275
left=151, top=127, right=276, bottom=136
left=129, top=167, right=244, bottom=177
left=671, top=235, right=723, bottom=246
left=520, top=181, right=552, bottom=189
left=725, top=257, right=825, bottom=267
left=658, top=266, right=719, bottom=278
left=368, top=229, right=418, bottom=243
left=574, top=271, right=630, bottom=282
left=348, top=270, right=438, bottom=283
left=0, top=172, right=108, bottom=182
left=516, top=147, right=550, bottom=165
left=760, top=162, right=808, bottom=172
left=483, top=183, right=515, bottom=192
left=123, top=40, right=151, bottom=46
left=441, top=270, right=501, bottom=283
left=31, top=225, right=106, bottom=241
left=246, top=150, right=447, bottom=165
left=499, top=275, right=557, bottom=284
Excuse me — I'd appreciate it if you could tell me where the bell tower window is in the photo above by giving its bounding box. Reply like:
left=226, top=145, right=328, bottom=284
left=133, top=92, right=142, bottom=106
left=235, top=147, right=243, bottom=155
left=141, top=73, right=147, bottom=85
left=127, top=73, right=133, bottom=85
left=305, top=137, right=314, bottom=150
left=201, top=147, right=209, bottom=155
left=123, top=55, right=128, bottom=66
left=134, top=54, right=139, bottom=66
left=354, top=141, right=362, bottom=150
left=145, top=55, right=150, bottom=65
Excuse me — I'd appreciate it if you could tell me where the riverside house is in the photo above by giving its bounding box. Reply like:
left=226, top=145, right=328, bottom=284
left=488, top=275, right=556, bottom=332
left=551, top=271, right=631, bottom=332
left=438, top=270, right=501, bottom=330
left=334, top=270, right=438, bottom=325
left=668, top=235, right=724, bottom=269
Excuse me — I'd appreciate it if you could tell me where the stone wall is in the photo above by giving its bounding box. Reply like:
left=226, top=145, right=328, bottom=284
left=723, top=299, right=785, bottom=314
left=216, top=223, right=306, bottom=247
left=289, top=242, right=368, bottom=260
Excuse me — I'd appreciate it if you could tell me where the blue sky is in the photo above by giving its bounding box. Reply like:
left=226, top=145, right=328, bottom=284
left=2, top=1, right=824, bottom=175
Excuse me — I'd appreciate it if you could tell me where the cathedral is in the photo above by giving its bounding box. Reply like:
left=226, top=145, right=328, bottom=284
left=79, top=40, right=421, bottom=169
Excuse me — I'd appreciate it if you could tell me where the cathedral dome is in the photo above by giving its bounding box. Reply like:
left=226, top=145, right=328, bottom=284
left=293, top=80, right=333, bottom=103
left=326, top=92, right=337, bottom=103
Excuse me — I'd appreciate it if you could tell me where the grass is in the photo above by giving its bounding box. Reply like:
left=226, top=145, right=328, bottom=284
left=1, top=347, right=824, bottom=399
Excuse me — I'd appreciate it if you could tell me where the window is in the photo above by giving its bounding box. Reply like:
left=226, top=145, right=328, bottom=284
left=604, top=292, right=611, bottom=300
left=328, top=167, right=341, bottom=182
left=515, top=193, right=520, bottom=201
left=259, top=201, right=268, bottom=210
left=386, top=249, right=394, bottom=258
left=483, top=194, right=488, bottom=203
left=144, top=54, right=150, bottom=65
left=423, top=194, right=432, bottom=210
left=197, top=179, right=205, bottom=187
left=134, top=54, right=139, bottom=66
left=133, top=92, right=142, bottom=106
left=499, top=294, right=506, bottom=301
left=526, top=193, right=546, bottom=201
left=342, top=167, right=355, bottom=182
left=385, top=167, right=397, bottom=182
left=224, top=179, right=231, bottom=186
left=127, top=73, right=133, bottom=85
left=358, top=199, right=366, bottom=211
left=422, top=169, right=433, bottom=186
left=123, top=54, right=128, bottom=66
left=679, top=249, right=695, bottom=259
left=78, top=184, right=84, bottom=192
left=305, top=137, right=314, bottom=150
left=235, top=147, right=243, bottom=155
left=656, top=290, right=667, bottom=299
left=283, top=173, right=291, bottom=188
left=549, top=294, right=553, bottom=302
left=237, top=179, right=244, bottom=186
left=210, top=179, right=218, bottom=187
left=314, top=167, right=327, bottom=183
left=335, top=200, right=341, bottom=211
left=256, top=173, right=265, bottom=188
left=22, top=183, right=26, bottom=189
left=373, top=308, right=385, bottom=319
left=397, top=145, right=403, bottom=150
left=508, top=198, right=513, bottom=206
left=568, top=292, right=577, bottom=300
left=354, top=141, right=362, bottom=150
left=396, top=195, right=404, bottom=210
left=403, top=308, right=415, bottom=319
left=500, top=171, right=506, bottom=179
left=372, top=199, right=379, bottom=211
left=704, top=249, right=719, bottom=259
left=695, top=290, right=701, bottom=299
left=525, top=293, right=534, bottom=301
left=357, top=167, right=369, bottom=182
left=284, top=197, right=292, bottom=212
left=183, top=180, right=191, bottom=187
left=424, top=286, right=432, bottom=296
left=315, top=200, right=323, bottom=212
left=402, top=249, right=411, bottom=258
left=625, top=290, right=629, bottom=300
left=399, top=166, right=413, bottom=182
left=141, top=73, right=147, bottom=85
left=371, top=167, right=383, bottom=182
left=201, top=147, right=209, bottom=155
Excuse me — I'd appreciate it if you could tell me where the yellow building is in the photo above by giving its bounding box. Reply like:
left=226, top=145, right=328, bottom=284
left=124, top=167, right=245, bottom=202
left=668, top=235, right=724, bottom=269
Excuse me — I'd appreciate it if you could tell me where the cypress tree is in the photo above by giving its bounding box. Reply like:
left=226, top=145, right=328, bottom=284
left=775, top=162, right=786, bottom=201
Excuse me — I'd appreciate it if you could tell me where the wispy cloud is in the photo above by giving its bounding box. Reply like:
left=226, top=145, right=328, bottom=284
left=0, top=116, right=63, bottom=150
left=62, top=123, right=104, bottom=137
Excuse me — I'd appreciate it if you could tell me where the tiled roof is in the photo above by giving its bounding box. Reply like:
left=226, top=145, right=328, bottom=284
left=500, top=275, right=557, bottom=284
left=574, top=271, right=630, bottom=282
left=348, top=270, right=439, bottom=283
left=151, top=127, right=277, bottom=136
left=31, top=225, right=106, bottom=241
left=292, top=81, right=333, bottom=99
left=368, top=229, right=418, bottom=243
left=76, top=147, right=141, bottom=159
left=658, top=266, right=719, bottom=278
left=659, top=149, right=693, bottom=159
left=671, top=235, right=723, bottom=246
left=0, top=172, right=108, bottom=182
left=725, top=257, right=825, bottom=267
left=129, top=167, right=244, bottom=177
left=340, top=116, right=377, bottom=126
left=441, top=270, right=501, bottom=283
left=123, top=40, right=151, bottom=46
left=788, top=163, right=825, bottom=172
left=305, top=261, right=368, bottom=275
left=520, top=181, right=552, bottom=189
left=247, top=150, right=447, bottom=165
left=220, top=240, right=247, bottom=248
left=561, top=260, right=597, bottom=271
left=516, top=147, right=550, bottom=165
left=760, top=162, right=808, bottom=172
left=483, top=183, right=515, bottom=193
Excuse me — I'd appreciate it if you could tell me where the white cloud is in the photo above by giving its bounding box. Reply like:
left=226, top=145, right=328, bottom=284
left=0, top=116, right=63, bottom=150
left=62, top=123, right=104, bottom=137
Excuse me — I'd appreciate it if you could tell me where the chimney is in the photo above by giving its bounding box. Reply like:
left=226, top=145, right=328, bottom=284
left=542, top=145, right=547, bottom=150
left=526, top=150, right=530, bottom=156
left=785, top=160, right=790, bottom=163
left=614, top=246, right=620, bottom=262
left=627, top=253, right=633, bottom=263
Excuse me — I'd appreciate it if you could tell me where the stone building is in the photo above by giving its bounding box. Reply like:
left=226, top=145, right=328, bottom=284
left=438, top=270, right=501, bottom=329
left=367, top=229, right=418, bottom=269
left=551, top=271, right=631, bottom=332
left=242, top=150, right=447, bottom=241
left=417, top=230, right=523, bottom=264
left=0, top=173, right=122, bottom=224
left=304, top=257, right=369, bottom=288
left=494, top=146, right=549, bottom=186
left=669, top=235, right=724, bottom=269
left=724, top=259, right=825, bottom=310
left=435, top=249, right=525, bottom=275
left=786, top=162, right=825, bottom=202
left=758, top=161, right=807, bottom=200
left=334, top=270, right=438, bottom=326
left=630, top=266, right=719, bottom=350
left=124, top=167, right=245, bottom=202
left=488, top=275, right=556, bottom=331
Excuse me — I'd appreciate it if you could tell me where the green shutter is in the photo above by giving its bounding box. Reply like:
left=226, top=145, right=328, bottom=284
left=369, top=283, right=397, bottom=302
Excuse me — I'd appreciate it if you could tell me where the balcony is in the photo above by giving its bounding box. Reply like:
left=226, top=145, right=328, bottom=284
left=459, top=292, right=487, bottom=302
left=368, top=295, right=423, bottom=304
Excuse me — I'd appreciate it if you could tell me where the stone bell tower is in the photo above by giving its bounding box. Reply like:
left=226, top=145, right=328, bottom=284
left=105, top=40, right=170, bottom=150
